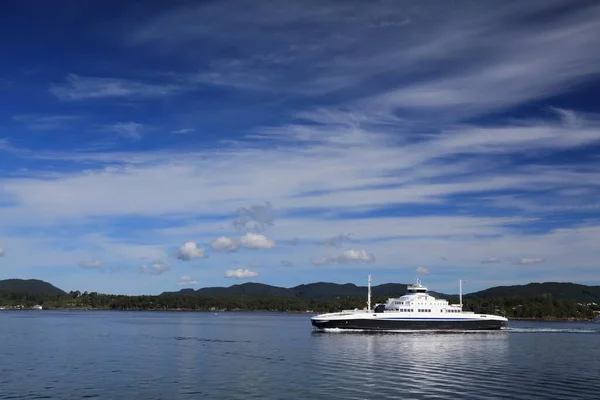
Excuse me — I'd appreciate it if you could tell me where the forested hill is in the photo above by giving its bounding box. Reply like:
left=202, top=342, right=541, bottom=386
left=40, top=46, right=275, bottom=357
left=0, top=279, right=66, bottom=295
left=163, top=282, right=441, bottom=299
left=2, top=278, right=599, bottom=303
left=164, top=281, right=600, bottom=302
left=466, top=282, right=600, bottom=302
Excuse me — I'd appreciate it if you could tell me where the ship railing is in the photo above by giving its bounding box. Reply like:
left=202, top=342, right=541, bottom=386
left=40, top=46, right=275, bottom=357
left=318, top=309, right=370, bottom=317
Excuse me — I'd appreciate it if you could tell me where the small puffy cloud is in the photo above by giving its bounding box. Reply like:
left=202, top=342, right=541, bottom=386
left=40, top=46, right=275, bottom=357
left=240, top=233, right=275, bottom=249
left=139, top=261, right=170, bottom=275
left=311, top=249, right=375, bottom=266
left=516, top=257, right=545, bottom=265
left=320, top=233, right=353, bottom=246
left=340, top=249, right=375, bottom=263
left=210, top=236, right=240, bottom=252
left=280, top=260, right=294, bottom=267
left=177, top=275, right=199, bottom=286
left=171, top=128, right=194, bottom=134
left=233, top=202, right=275, bottom=232
left=481, top=257, right=502, bottom=264
left=416, top=266, right=430, bottom=275
left=175, top=241, right=206, bottom=261
left=225, top=269, right=259, bottom=279
left=78, top=260, right=103, bottom=269
left=0, top=247, right=4, bottom=257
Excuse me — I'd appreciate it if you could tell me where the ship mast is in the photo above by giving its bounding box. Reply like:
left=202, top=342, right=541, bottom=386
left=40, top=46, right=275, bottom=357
left=367, top=275, right=372, bottom=312
left=459, top=279, right=463, bottom=309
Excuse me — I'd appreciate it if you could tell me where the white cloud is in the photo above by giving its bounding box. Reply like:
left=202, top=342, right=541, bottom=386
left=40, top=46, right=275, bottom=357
left=12, top=114, right=82, bottom=131
left=139, top=261, right=170, bottom=275
left=233, top=202, right=275, bottom=232
left=225, top=268, right=259, bottom=279
left=175, top=241, right=206, bottom=261
left=125, top=1, right=600, bottom=106
left=311, top=249, right=375, bottom=266
left=240, top=233, right=275, bottom=249
left=78, top=260, right=103, bottom=269
left=516, top=257, right=545, bottom=265
left=320, top=233, right=352, bottom=246
left=171, top=128, right=194, bottom=134
left=109, top=122, right=145, bottom=140
left=481, top=257, right=502, bottom=264
left=416, top=266, right=430, bottom=276
left=210, top=236, right=240, bottom=252
left=50, top=74, right=181, bottom=100
left=2, top=2, right=600, bottom=292
left=177, top=275, right=199, bottom=286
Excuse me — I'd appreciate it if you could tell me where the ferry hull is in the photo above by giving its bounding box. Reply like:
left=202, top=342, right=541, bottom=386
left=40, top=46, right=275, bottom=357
left=311, top=318, right=506, bottom=331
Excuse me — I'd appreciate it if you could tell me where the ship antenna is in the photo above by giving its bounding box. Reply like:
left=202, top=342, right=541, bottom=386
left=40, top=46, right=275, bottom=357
left=367, top=274, right=372, bottom=312
left=459, top=279, right=463, bottom=309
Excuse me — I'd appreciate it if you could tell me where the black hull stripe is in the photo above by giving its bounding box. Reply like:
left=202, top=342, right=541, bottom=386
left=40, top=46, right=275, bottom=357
left=311, top=318, right=506, bottom=331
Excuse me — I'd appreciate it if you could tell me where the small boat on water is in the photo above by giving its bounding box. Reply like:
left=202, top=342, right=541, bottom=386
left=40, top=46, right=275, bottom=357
left=311, top=276, right=508, bottom=331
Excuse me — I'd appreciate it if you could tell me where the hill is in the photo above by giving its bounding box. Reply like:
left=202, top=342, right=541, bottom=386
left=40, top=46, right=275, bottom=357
left=164, top=281, right=600, bottom=303
left=164, top=282, right=448, bottom=300
left=0, top=279, right=66, bottom=295
left=466, top=282, right=600, bottom=302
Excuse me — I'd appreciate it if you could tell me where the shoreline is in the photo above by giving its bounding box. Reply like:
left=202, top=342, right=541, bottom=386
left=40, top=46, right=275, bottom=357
left=1, top=307, right=597, bottom=321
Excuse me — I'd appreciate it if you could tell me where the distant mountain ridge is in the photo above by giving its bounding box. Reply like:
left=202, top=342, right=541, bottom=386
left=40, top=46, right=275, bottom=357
left=467, top=282, right=600, bottom=302
left=164, top=281, right=600, bottom=302
left=163, top=282, right=424, bottom=299
left=2, top=278, right=599, bottom=303
left=0, top=279, right=66, bottom=295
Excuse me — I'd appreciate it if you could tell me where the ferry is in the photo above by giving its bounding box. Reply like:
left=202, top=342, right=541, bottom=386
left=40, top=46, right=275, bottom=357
left=311, top=276, right=508, bottom=331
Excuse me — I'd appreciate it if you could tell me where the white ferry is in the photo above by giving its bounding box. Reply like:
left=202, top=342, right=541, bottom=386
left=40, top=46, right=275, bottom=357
left=311, top=276, right=508, bottom=331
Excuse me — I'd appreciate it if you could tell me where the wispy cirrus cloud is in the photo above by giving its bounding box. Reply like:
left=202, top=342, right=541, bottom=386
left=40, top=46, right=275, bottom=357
left=481, top=257, right=502, bottom=264
left=50, top=74, right=181, bottom=101
left=124, top=0, right=600, bottom=105
left=171, top=128, right=194, bottom=134
left=12, top=114, right=82, bottom=131
left=78, top=260, right=103, bottom=269
left=516, top=257, right=545, bottom=265
left=177, top=275, right=199, bottom=286
left=2, top=1, right=600, bottom=294
left=319, top=233, right=352, bottom=246
left=107, top=122, right=146, bottom=140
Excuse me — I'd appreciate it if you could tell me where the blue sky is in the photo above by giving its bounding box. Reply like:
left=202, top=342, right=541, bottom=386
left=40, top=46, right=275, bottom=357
left=1, top=0, right=600, bottom=295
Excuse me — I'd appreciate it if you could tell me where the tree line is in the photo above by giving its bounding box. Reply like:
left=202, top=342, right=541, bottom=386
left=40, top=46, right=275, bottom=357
left=0, top=290, right=598, bottom=320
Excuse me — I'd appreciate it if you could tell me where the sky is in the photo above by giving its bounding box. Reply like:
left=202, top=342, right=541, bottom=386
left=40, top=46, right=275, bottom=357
left=1, top=0, right=600, bottom=295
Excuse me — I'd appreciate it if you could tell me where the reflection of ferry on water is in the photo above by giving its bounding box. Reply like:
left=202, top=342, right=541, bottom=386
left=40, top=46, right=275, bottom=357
left=311, top=276, right=508, bottom=331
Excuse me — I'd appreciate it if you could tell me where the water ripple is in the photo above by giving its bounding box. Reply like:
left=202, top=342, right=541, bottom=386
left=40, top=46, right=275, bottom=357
left=1, top=312, right=599, bottom=399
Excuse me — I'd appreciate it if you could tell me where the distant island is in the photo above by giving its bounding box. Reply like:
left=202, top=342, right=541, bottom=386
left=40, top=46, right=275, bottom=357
left=1, top=278, right=599, bottom=321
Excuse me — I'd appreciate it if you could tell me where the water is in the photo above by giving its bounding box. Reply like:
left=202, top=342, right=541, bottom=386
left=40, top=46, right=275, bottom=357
left=1, top=311, right=599, bottom=399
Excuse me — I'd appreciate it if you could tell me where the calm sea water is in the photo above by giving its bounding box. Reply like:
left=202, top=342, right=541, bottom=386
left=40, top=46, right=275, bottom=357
left=0, top=311, right=599, bottom=399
